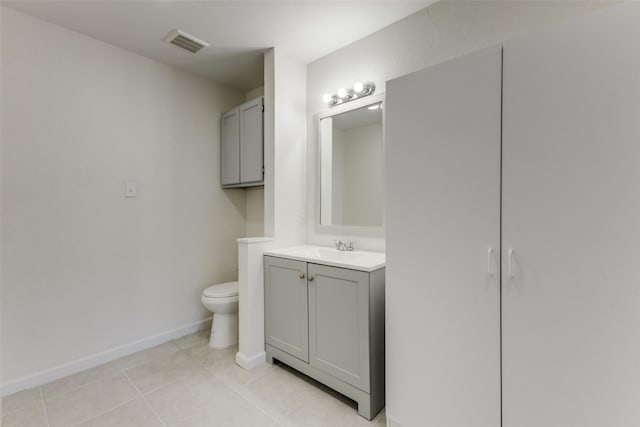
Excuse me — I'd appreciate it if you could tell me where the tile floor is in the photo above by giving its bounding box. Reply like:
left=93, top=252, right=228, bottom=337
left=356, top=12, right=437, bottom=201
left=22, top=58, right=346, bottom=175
left=1, top=330, right=386, bottom=427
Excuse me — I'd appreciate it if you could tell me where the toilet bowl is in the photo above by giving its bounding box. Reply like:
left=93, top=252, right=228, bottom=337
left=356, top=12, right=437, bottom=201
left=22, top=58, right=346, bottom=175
left=201, top=281, right=239, bottom=349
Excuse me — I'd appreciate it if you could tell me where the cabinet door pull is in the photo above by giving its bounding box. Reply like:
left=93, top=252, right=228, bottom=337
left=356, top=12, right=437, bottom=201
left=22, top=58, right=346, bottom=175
left=508, top=249, right=515, bottom=278
left=299, top=273, right=305, bottom=279
left=487, top=247, right=494, bottom=276
left=308, top=276, right=314, bottom=282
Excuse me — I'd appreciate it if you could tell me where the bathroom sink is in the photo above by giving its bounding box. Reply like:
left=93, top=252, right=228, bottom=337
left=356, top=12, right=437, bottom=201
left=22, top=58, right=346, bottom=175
left=301, top=247, right=365, bottom=261
left=263, top=245, right=385, bottom=272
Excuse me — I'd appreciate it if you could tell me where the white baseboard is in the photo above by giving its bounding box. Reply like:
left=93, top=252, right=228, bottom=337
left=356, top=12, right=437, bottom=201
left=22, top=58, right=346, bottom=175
left=0, top=317, right=212, bottom=397
left=235, top=350, right=266, bottom=370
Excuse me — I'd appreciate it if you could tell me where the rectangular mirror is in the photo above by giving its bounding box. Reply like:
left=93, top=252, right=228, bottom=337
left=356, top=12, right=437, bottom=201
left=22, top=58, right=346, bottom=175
left=317, top=96, right=384, bottom=229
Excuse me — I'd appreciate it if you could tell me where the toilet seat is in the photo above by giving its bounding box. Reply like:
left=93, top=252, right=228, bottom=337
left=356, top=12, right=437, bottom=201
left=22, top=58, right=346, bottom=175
left=203, top=281, right=238, bottom=298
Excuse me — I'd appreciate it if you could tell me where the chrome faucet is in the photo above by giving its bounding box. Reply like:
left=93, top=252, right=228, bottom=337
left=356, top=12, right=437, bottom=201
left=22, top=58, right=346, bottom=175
left=334, top=240, right=355, bottom=251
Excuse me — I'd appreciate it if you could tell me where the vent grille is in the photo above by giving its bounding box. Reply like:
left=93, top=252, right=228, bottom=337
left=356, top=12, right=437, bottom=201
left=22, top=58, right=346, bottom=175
left=164, top=30, right=209, bottom=54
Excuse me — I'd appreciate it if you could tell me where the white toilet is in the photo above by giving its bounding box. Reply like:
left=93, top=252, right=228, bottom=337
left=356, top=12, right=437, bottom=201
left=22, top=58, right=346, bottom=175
left=201, top=281, right=239, bottom=349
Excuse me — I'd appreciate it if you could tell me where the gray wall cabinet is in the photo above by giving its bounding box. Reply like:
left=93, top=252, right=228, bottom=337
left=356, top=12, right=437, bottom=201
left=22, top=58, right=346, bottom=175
left=264, top=255, right=385, bottom=420
left=220, top=96, right=263, bottom=188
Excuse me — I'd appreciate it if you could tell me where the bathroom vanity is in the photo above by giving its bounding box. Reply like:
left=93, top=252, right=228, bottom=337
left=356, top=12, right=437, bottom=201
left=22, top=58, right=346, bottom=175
left=263, top=246, right=385, bottom=420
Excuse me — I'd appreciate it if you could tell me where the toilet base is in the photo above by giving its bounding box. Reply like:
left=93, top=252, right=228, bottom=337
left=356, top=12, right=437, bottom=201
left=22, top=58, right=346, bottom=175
left=209, top=312, right=238, bottom=349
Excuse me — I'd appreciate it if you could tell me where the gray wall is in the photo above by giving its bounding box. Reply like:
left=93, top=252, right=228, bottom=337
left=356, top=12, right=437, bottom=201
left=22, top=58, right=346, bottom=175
left=1, top=7, right=247, bottom=385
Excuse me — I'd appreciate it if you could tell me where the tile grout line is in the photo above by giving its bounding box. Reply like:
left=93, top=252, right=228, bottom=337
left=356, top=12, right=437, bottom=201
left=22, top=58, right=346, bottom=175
left=119, top=365, right=168, bottom=427
left=70, top=395, right=141, bottom=427
left=38, top=386, right=51, bottom=427
left=201, top=364, right=283, bottom=426
left=40, top=362, right=122, bottom=402
left=37, top=334, right=201, bottom=402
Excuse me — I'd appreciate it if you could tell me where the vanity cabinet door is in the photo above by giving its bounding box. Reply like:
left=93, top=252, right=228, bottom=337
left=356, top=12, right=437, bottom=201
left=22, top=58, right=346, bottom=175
left=264, top=256, right=309, bottom=362
left=308, top=263, right=370, bottom=392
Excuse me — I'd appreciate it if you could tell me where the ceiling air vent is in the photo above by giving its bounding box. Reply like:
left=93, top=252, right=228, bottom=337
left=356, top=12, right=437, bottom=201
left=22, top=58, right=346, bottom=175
left=164, top=29, right=209, bottom=54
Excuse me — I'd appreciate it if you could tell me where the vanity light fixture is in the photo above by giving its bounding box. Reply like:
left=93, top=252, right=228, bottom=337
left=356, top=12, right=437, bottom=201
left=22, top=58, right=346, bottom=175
left=322, top=81, right=376, bottom=108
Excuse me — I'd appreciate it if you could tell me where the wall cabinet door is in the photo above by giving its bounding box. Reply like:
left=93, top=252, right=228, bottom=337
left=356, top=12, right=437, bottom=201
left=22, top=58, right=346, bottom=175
left=385, top=45, right=502, bottom=427
left=220, top=97, right=263, bottom=187
left=501, top=5, right=640, bottom=426
left=308, top=263, right=370, bottom=392
left=220, top=108, right=240, bottom=186
left=264, top=256, right=309, bottom=362
left=239, top=97, right=264, bottom=183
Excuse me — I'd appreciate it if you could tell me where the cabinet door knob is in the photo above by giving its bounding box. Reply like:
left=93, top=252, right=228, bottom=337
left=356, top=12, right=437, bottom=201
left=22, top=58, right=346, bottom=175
left=308, top=276, right=314, bottom=282
left=299, top=273, right=305, bottom=279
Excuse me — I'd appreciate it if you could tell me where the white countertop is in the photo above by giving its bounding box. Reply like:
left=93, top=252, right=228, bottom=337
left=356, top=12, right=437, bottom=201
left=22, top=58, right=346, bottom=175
left=263, top=245, right=385, bottom=272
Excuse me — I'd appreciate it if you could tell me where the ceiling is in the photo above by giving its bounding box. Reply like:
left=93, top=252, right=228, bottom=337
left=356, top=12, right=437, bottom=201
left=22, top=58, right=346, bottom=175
left=4, top=1, right=433, bottom=91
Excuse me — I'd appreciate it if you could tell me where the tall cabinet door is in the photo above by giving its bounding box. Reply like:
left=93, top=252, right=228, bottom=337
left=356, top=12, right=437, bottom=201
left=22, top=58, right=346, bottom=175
left=264, top=256, right=309, bottom=362
left=385, top=46, right=502, bottom=427
left=239, top=97, right=264, bottom=183
left=220, top=108, right=240, bottom=186
left=502, top=5, right=640, bottom=426
left=308, top=263, right=370, bottom=392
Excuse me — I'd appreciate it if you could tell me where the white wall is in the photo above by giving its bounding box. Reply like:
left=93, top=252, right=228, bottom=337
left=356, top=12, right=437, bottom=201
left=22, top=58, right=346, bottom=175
left=264, top=48, right=307, bottom=247
left=245, top=187, right=264, bottom=237
left=244, top=86, right=265, bottom=238
left=245, top=86, right=264, bottom=101
left=0, top=7, right=247, bottom=387
left=306, top=0, right=617, bottom=252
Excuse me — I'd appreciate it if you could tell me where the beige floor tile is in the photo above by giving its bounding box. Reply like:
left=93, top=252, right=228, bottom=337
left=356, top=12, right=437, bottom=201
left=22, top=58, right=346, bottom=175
left=238, top=365, right=322, bottom=424
left=171, top=399, right=277, bottom=427
left=0, top=388, right=41, bottom=414
left=186, top=344, right=275, bottom=388
left=41, top=362, right=121, bottom=399
left=183, top=343, right=237, bottom=370
left=117, top=341, right=180, bottom=370
left=77, top=398, right=162, bottom=427
left=145, top=372, right=233, bottom=425
left=1, top=402, right=47, bottom=427
left=212, top=357, right=276, bottom=388
left=125, top=351, right=204, bottom=394
left=172, top=329, right=211, bottom=350
left=280, top=387, right=381, bottom=427
left=44, top=373, right=138, bottom=427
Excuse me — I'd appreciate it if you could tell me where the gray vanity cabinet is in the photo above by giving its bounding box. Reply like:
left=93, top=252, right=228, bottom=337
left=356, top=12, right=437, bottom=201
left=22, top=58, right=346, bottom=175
left=264, top=257, right=309, bottom=362
left=264, top=255, right=385, bottom=420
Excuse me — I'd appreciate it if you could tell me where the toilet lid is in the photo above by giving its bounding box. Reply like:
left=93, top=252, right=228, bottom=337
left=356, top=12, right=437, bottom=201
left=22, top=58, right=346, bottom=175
left=203, top=281, right=238, bottom=298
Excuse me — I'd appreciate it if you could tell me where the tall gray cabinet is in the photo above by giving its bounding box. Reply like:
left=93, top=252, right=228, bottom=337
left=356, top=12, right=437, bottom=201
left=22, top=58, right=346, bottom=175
left=264, top=255, right=385, bottom=420
left=220, top=96, right=263, bottom=187
left=386, top=3, right=640, bottom=427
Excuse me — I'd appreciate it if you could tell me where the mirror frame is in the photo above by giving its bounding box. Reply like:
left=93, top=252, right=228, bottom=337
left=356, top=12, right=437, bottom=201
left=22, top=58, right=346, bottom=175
left=314, top=93, right=385, bottom=238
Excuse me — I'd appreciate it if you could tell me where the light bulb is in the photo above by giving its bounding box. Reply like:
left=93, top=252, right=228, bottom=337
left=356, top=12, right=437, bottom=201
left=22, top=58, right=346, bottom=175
left=353, top=81, right=364, bottom=93
left=322, top=93, right=332, bottom=103
left=337, top=88, right=348, bottom=99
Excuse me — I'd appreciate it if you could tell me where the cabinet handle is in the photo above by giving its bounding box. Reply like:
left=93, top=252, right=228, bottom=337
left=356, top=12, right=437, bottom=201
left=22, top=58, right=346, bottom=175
left=508, top=249, right=515, bottom=278
left=487, top=247, right=494, bottom=276
left=308, top=276, right=314, bottom=282
left=299, top=273, right=305, bottom=279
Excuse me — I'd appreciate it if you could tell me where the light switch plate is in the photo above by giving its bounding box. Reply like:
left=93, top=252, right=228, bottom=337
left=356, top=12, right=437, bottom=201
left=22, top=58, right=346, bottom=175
left=125, top=181, right=137, bottom=198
